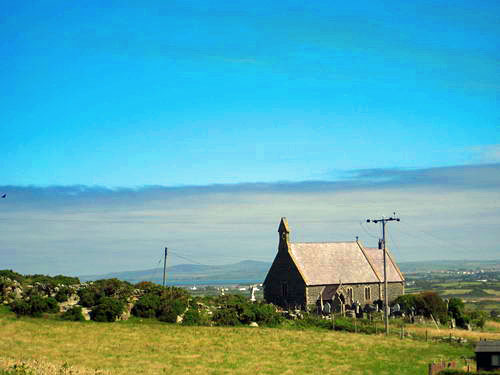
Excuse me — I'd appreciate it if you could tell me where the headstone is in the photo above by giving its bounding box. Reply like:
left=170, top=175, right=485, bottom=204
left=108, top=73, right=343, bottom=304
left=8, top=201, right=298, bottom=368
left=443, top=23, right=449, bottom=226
left=323, top=302, right=331, bottom=314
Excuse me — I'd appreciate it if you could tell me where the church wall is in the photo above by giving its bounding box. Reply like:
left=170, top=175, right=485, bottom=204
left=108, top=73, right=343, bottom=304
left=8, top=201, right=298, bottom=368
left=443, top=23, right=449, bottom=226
left=263, top=250, right=306, bottom=309
left=306, top=282, right=404, bottom=307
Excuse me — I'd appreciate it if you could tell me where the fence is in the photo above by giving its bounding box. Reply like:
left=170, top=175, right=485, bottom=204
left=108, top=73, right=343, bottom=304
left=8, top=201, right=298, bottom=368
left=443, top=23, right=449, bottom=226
left=428, top=361, right=456, bottom=375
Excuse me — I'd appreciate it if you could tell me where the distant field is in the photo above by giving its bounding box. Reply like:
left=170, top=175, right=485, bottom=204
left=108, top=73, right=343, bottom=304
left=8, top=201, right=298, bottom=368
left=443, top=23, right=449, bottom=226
left=0, top=307, right=473, bottom=375
left=404, top=279, right=500, bottom=312
left=484, top=289, right=500, bottom=296
left=440, top=289, right=472, bottom=295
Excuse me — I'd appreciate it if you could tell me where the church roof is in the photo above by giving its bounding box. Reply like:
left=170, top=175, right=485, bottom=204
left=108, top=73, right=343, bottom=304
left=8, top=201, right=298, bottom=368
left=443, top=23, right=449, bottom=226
left=289, top=241, right=404, bottom=286
left=363, top=247, right=405, bottom=283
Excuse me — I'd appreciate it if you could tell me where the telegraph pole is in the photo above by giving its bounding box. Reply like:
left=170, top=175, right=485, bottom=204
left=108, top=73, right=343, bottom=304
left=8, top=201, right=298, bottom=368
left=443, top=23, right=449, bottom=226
left=366, top=213, right=400, bottom=335
left=162, top=247, right=168, bottom=287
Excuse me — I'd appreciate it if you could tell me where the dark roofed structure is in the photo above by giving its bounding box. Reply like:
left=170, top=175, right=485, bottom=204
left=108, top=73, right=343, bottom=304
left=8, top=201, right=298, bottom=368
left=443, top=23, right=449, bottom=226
left=264, top=218, right=405, bottom=310
left=475, top=340, right=500, bottom=371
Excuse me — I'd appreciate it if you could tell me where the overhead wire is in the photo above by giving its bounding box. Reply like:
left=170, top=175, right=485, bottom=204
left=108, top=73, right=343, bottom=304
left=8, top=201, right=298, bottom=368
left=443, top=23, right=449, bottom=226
left=359, top=221, right=379, bottom=239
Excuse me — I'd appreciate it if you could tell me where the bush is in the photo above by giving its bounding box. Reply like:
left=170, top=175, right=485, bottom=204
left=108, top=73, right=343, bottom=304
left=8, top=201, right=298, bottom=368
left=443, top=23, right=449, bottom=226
left=90, top=297, right=124, bottom=322
left=46, top=297, right=59, bottom=313
left=0, top=270, right=24, bottom=283
left=293, top=314, right=332, bottom=330
left=10, top=299, right=31, bottom=316
left=132, top=294, right=161, bottom=318
left=10, top=295, right=58, bottom=317
left=468, top=310, right=487, bottom=329
left=157, top=299, right=187, bottom=323
left=27, top=274, right=80, bottom=287
left=182, top=307, right=211, bottom=326
left=55, top=287, right=70, bottom=303
left=333, top=317, right=356, bottom=332
left=26, top=295, right=49, bottom=317
left=448, top=297, right=469, bottom=328
left=78, top=279, right=134, bottom=308
left=61, top=306, right=85, bottom=321
left=212, top=307, right=241, bottom=326
left=421, top=291, right=448, bottom=324
left=77, top=288, right=98, bottom=307
left=252, top=303, right=283, bottom=326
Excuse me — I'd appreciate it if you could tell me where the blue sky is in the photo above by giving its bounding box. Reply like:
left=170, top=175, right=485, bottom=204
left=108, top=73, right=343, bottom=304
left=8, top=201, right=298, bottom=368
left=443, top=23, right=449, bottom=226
left=0, top=1, right=499, bottom=274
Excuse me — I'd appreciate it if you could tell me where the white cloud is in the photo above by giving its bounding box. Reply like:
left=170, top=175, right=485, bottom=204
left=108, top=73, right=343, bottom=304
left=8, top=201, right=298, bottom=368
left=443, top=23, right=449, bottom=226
left=0, top=164, right=499, bottom=275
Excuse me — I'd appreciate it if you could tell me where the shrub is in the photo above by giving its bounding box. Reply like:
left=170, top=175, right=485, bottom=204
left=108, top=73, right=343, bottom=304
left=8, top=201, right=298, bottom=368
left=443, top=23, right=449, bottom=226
left=448, top=297, right=469, bottom=328
left=78, top=279, right=134, bottom=309
left=46, top=297, right=59, bottom=313
left=468, top=310, right=487, bottom=329
left=61, top=306, right=85, bottom=321
left=10, top=299, right=31, bottom=316
left=92, top=278, right=133, bottom=300
left=55, top=287, right=70, bottom=303
left=333, top=317, right=356, bottom=332
left=421, top=291, right=448, bottom=323
left=212, top=307, right=241, bottom=326
left=291, top=314, right=332, bottom=330
left=182, top=307, right=211, bottom=326
left=252, top=303, right=283, bottom=326
left=157, top=299, right=187, bottom=323
left=10, top=295, right=58, bottom=317
left=0, top=270, right=24, bottom=283
left=132, top=294, right=161, bottom=318
left=90, top=297, right=124, bottom=322
left=27, top=295, right=49, bottom=317
left=27, top=274, right=80, bottom=287
left=77, top=288, right=98, bottom=307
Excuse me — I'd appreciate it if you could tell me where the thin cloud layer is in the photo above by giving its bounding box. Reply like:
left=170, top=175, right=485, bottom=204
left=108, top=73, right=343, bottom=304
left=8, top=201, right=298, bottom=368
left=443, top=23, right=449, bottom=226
left=0, top=164, right=499, bottom=276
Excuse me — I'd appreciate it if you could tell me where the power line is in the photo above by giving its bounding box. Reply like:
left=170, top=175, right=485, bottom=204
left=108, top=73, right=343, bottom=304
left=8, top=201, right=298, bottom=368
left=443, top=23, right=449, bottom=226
left=359, top=221, right=378, bottom=239
left=169, top=250, right=206, bottom=266
left=366, top=213, right=400, bottom=336
left=392, top=224, right=473, bottom=255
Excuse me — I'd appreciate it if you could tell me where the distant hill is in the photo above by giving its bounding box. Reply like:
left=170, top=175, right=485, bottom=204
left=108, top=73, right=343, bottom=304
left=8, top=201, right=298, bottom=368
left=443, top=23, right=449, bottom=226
left=80, top=259, right=500, bottom=285
left=80, top=260, right=271, bottom=285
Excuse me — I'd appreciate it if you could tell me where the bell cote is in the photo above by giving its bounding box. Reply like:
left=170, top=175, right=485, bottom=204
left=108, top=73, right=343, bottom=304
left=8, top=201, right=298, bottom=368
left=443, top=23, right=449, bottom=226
left=278, top=217, right=290, bottom=250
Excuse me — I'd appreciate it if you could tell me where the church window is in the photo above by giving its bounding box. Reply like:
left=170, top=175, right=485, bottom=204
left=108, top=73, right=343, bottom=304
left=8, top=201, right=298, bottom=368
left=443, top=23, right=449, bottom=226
left=281, top=282, right=288, bottom=297
left=364, top=287, right=371, bottom=301
left=347, top=288, right=353, bottom=304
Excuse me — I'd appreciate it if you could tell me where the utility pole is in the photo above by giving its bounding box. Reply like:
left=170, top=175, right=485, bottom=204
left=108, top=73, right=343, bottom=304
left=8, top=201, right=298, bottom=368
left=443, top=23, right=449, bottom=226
left=366, top=213, right=400, bottom=335
left=162, top=247, right=168, bottom=287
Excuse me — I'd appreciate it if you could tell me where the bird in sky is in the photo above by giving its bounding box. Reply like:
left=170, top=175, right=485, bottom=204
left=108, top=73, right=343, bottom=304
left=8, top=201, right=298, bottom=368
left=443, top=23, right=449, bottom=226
left=1, top=194, right=6, bottom=198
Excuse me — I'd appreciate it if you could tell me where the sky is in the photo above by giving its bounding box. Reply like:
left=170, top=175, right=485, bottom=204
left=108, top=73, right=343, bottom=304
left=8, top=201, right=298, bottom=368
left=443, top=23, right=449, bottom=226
left=0, top=1, right=499, bottom=275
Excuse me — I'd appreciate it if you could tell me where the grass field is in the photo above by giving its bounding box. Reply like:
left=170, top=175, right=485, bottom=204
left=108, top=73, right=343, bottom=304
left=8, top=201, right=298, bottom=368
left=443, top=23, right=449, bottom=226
left=0, top=307, right=475, bottom=375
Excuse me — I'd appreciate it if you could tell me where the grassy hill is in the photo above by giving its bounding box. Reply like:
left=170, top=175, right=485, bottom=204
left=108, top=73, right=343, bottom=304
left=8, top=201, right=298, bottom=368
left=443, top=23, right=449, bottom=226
left=0, top=306, right=478, bottom=375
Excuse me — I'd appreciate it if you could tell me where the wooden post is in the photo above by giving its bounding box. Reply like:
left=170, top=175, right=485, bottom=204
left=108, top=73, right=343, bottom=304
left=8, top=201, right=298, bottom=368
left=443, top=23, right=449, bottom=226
left=426, top=330, right=428, bottom=342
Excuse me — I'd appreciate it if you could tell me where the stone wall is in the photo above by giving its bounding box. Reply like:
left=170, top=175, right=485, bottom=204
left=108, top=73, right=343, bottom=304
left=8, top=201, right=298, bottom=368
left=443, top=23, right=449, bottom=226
left=306, top=282, right=405, bottom=307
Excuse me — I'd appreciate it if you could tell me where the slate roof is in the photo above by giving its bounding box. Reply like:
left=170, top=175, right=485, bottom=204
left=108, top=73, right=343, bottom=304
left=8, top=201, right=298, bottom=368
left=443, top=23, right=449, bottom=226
left=363, top=247, right=405, bottom=283
left=289, top=241, right=396, bottom=286
left=475, top=340, right=500, bottom=353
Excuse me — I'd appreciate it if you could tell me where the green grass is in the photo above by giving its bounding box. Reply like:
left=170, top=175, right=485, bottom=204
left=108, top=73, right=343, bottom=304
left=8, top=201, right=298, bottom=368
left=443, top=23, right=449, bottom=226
left=1, top=306, right=474, bottom=375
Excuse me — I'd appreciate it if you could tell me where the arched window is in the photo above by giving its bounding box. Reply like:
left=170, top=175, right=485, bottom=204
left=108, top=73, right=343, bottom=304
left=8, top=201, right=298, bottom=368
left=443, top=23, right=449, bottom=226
left=364, top=287, right=371, bottom=301
left=347, top=288, right=353, bottom=304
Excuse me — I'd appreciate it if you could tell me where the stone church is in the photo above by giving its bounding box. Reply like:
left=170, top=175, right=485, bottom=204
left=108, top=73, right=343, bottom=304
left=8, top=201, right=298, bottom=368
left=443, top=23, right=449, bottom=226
left=263, top=218, right=405, bottom=310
